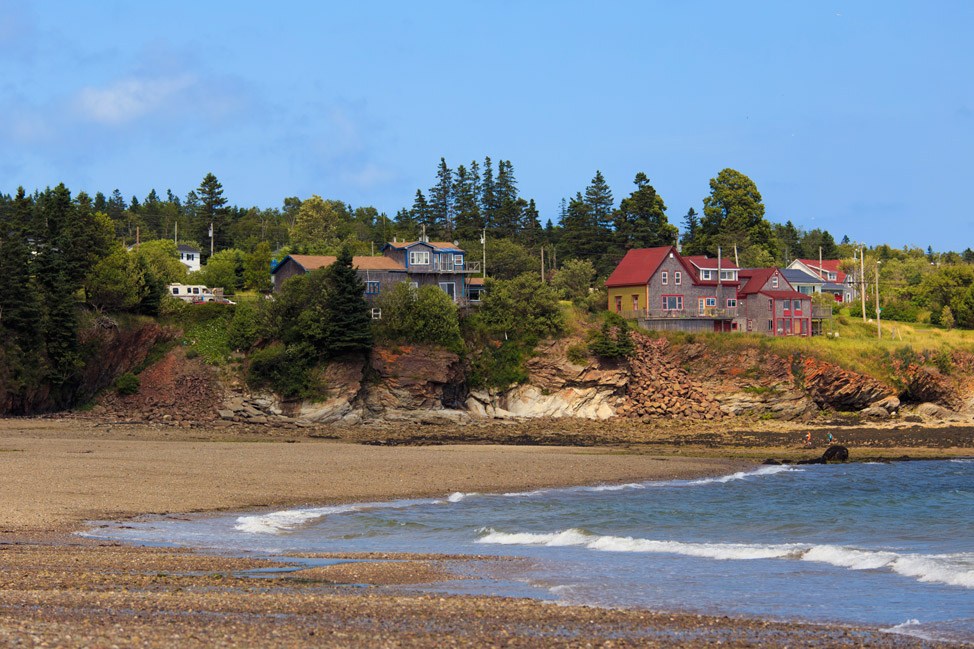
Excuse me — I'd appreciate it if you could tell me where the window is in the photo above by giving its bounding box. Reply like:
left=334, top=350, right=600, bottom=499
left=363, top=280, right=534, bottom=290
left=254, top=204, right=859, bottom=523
left=674, top=271, right=681, bottom=285
left=661, top=271, right=668, bottom=285
left=700, top=269, right=713, bottom=280
left=171, top=287, right=179, bottom=295
left=365, top=281, right=380, bottom=295
left=726, top=298, right=737, bottom=308
left=454, top=254, right=464, bottom=267
left=187, top=253, right=194, bottom=261
left=747, top=319, right=753, bottom=332
left=771, top=275, right=779, bottom=289
left=632, top=294, right=639, bottom=311
left=768, top=298, right=773, bottom=311
left=614, top=296, right=622, bottom=313
left=661, top=295, right=683, bottom=311
left=719, top=270, right=735, bottom=281
left=767, top=319, right=773, bottom=331
left=192, top=287, right=200, bottom=294
left=438, top=282, right=456, bottom=300
left=705, top=297, right=717, bottom=307
left=409, top=250, right=430, bottom=265
left=827, top=272, right=837, bottom=281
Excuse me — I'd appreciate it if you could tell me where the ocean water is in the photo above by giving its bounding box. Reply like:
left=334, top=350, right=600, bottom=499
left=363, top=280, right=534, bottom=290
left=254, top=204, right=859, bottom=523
left=85, top=459, right=974, bottom=643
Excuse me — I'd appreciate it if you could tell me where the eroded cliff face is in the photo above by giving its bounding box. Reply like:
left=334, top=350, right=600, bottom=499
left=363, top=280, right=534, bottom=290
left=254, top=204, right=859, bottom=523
left=0, top=317, right=174, bottom=415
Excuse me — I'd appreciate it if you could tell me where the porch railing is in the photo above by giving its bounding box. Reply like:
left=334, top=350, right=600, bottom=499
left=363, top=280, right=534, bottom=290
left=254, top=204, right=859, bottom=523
left=618, top=307, right=739, bottom=320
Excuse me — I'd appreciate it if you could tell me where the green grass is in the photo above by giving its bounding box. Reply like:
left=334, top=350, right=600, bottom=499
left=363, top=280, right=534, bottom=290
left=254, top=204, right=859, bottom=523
left=646, top=316, right=974, bottom=385
left=184, top=315, right=233, bottom=365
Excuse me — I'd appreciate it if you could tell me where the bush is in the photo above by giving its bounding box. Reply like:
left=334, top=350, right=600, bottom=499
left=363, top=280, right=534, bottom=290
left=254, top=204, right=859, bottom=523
left=587, top=313, right=634, bottom=359
left=246, top=343, right=316, bottom=400
left=374, top=283, right=463, bottom=351
left=115, top=372, right=140, bottom=395
left=228, top=301, right=263, bottom=351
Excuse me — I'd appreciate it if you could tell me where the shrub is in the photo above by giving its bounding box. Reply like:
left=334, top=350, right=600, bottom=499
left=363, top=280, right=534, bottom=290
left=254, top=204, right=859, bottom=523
left=115, top=372, right=140, bottom=396
left=246, top=344, right=315, bottom=400
left=587, top=313, right=634, bottom=360
left=375, top=283, right=462, bottom=351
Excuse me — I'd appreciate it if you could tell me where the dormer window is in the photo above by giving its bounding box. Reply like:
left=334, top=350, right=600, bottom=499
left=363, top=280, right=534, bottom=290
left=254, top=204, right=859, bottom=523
left=700, top=269, right=713, bottom=280
left=719, top=270, right=736, bottom=281
left=409, top=250, right=430, bottom=265
left=827, top=272, right=836, bottom=281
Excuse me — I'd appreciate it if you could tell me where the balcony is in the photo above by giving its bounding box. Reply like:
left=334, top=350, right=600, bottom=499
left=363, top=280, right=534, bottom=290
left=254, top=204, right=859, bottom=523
left=618, top=307, right=738, bottom=320
left=811, top=306, right=834, bottom=319
left=417, top=260, right=482, bottom=273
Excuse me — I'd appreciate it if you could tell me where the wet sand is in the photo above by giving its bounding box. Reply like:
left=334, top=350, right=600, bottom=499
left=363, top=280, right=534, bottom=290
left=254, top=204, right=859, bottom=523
left=0, top=419, right=964, bottom=647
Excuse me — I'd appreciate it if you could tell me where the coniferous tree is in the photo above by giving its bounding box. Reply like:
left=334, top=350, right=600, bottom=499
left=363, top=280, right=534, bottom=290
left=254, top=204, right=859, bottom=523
left=680, top=207, right=700, bottom=253
left=452, top=163, right=482, bottom=240
left=196, top=172, right=228, bottom=252
left=481, top=156, right=497, bottom=229
left=428, top=158, right=453, bottom=238
left=519, top=198, right=542, bottom=246
left=493, top=160, right=521, bottom=238
left=583, top=170, right=614, bottom=233
left=410, top=190, right=432, bottom=239
left=321, top=246, right=373, bottom=356
left=559, top=192, right=600, bottom=264
left=0, top=188, right=42, bottom=342
left=613, top=172, right=675, bottom=251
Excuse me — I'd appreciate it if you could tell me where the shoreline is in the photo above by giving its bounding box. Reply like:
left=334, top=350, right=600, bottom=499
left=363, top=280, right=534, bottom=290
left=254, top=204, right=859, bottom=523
left=1, top=419, right=968, bottom=647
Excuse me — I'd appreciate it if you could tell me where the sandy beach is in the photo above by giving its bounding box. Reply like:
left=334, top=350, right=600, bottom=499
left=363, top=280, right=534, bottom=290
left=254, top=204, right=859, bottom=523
left=0, top=418, right=965, bottom=647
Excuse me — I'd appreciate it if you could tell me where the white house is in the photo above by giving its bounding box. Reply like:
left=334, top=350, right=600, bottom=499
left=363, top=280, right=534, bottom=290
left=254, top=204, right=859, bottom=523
left=177, top=244, right=201, bottom=272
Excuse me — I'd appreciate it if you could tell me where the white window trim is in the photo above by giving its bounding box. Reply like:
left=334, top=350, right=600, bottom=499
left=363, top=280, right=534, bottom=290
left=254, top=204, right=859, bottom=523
left=700, top=269, right=712, bottom=280
left=454, top=254, right=464, bottom=267
left=726, top=298, right=737, bottom=308
left=661, top=271, right=668, bottom=285
left=771, top=276, right=779, bottom=289
left=409, top=250, right=430, bottom=265
left=674, top=271, right=681, bottom=285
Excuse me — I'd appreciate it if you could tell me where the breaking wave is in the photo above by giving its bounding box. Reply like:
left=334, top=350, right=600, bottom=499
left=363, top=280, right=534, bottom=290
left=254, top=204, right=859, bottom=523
left=477, top=528, right=974, bottom=589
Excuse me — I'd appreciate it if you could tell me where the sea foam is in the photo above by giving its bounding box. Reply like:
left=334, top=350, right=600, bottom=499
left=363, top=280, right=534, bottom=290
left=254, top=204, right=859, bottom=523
left=478, top=528, right=974, bottom=589
left=235, top=505, right=361, bottom=534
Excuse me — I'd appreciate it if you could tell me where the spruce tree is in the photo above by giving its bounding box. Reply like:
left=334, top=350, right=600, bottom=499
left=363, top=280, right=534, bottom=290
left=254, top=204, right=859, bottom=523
left=452, top=163, right=482, bottom=240
left=410, top=190, right=432, bottom=239
left=322, top=246, right=373, bottom=356
left=519, top=198, right=542, bottom=246
left=680, top=208, right=700, bottom=253
left=481, top=156, right=497, bottom=229
left=493, top=160, right=521, bottom=238
left=0, top=188, right=42, bottom=341
left=428, top=158, right=453, bottom=238
left=196, top=172, right=228, bottom=251
left=614, top=172, right=675, bottom=251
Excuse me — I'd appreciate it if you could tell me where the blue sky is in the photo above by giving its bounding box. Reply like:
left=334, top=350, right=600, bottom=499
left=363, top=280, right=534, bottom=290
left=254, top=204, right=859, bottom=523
left=2, top=1, right=972, bottom=250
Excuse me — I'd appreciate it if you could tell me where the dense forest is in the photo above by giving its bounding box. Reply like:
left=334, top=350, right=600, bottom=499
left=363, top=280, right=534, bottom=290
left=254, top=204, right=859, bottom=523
left=4, top=160, right=974, bottom=410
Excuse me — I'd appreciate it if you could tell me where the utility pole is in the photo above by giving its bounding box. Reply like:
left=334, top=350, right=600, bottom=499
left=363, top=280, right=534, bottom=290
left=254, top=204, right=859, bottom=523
left=876, top=261, right=882, bottom=339
left=860, top=246, right=867, bottom=323
left=480, top=228, right=487, bottom=278
left=209, top=222, right=214, bottom=257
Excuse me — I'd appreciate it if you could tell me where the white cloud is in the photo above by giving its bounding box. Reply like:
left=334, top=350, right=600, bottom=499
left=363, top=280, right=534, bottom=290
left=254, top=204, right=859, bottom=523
left=73, top=75, right=195, bottom=125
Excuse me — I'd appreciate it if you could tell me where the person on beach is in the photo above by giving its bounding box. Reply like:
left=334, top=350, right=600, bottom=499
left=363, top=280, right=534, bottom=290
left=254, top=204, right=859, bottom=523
left=826, top=432, right=834, bottom=445
left=803, top=431, right=812, bottom=448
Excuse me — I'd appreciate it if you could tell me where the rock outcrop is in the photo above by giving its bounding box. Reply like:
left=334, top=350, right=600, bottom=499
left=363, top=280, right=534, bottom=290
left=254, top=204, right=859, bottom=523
left=798, top=357, right=898, bottom=412
left=616, top=335, right=723, bottom=420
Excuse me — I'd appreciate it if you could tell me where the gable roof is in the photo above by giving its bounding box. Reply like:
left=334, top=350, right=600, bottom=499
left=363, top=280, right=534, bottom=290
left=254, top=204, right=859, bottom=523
left=605, top=247, right=678, bottom=287
left=275, top=254, right=406, bottom=274
left=383, top=241, right=464, bottom=253
left=795, top=258, right=847, bottom=283
left=738, top=268, right=790, bottom=296
left=177, top=244, right=200, bottom=253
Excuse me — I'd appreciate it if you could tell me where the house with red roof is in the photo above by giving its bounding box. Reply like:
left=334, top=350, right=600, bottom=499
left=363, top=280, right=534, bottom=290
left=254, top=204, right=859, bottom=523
left=737, top=268, right=812, bottom=336
left=605, top=247, right=813, bottom=336
left=787, top=258, right=856, bottom=303
left=605, top=246, right=741, bottom=333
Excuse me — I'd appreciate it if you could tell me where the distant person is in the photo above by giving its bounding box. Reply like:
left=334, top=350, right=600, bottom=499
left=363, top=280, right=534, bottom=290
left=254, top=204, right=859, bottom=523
left=826, top=432, right=834, bottom=445
left=803, top=432, right=812, bottom=448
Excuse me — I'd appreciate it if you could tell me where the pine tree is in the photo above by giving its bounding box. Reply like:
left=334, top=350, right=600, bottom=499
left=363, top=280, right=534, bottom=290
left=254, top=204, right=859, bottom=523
left=452, top=163, right=482, bottom=240
left=493, top=160, right=521, bottom=238
left=584, top=170, right=614, bottom=232
left=410, top=190, right=432, bottom=239
left=519, top=198, right=542, bottom=246
left=322, top=246, right=373, bottom=356
left=0, top=188, right=42, bottom=342
left=428, top=158, right=453, bottom=238
left=614, top=172, right=675, bottom=251
left=196, top=172, right=228, bottom=251
left=680, top=208, right=700, bottom=253
left=481, top=156, right=497, bottom=229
